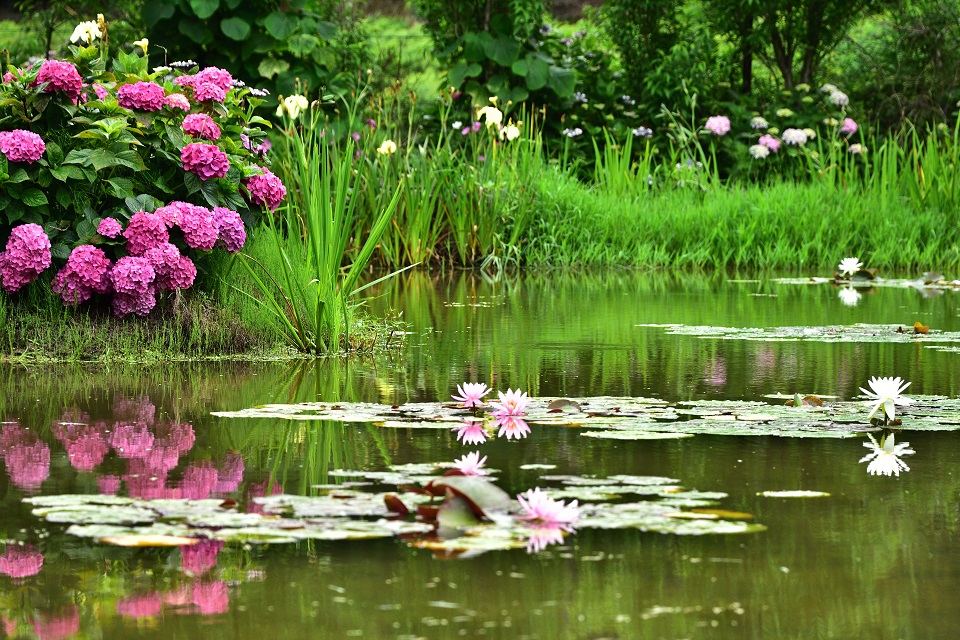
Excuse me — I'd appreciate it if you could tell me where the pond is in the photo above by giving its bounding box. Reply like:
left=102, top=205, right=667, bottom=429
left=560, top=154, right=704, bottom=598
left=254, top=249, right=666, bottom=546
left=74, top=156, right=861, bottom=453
left=2, top=270, right=959, bottom=639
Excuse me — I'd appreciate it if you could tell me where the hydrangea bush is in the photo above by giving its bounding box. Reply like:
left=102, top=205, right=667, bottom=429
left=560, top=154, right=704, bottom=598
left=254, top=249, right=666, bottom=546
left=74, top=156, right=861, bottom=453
left=0, top=25, right=286, bottom=316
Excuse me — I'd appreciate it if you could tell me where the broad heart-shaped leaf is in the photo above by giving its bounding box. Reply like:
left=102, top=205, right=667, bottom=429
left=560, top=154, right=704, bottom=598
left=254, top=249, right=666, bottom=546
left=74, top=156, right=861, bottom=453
left=220, top=16, right=251, bottom=41
left=178, top=17, right=213, bottom=45
left=547, top=66, right=576, bottom=97
left=462, top=32, right=487, bottom=63
left=518, top=55, right=550, bottom=91
left=264, top=11, right=298, bottom=40
left=258, top=57, right=290, bottom=80
left=483, top=35, right=521, bottom=67
left=143, top=0, right=175, bottom=26
left=315, top=20, right=337, bottom=40
left=287, top=33, right=319, bottom=57
left=448, top=61, right=482, bottom=90
left=189, top=0, right=220, bottom=19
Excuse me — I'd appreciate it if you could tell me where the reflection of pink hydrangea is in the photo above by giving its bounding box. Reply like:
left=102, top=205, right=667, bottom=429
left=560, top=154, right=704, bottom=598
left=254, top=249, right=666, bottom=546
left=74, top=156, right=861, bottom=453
left=195, top=67, right=233, bottom=91
left=6, top=441, right=51, bottom=491
left=182, top=143, right=229, bottom=180
left=213, top=207, right=245, bottom=252
left=97, top=217, right=123, bottom=238
left=192, top=581, right=229, bottom=615
left=181, top=539, right=224, bottom=575
left=31, top=605, right=79, bottom=640
left=183, top=113, right=221, bottom=140
left=98, top=474, right=122, bottom=494
left=52, top=244, right=112, bottom=305
left=181, top=462, right=219, bottom=499
left=1, top=223, right=51, bottom=293
left=116, top=593, right=162, bottom=618
left=194, top=82, right=226, bottom=103
left=123, top=211, right=169, bottom=255
left=110, top=422, right=155, bottom=458
left=56, top=423, right=110, bottom=471
left=0, top=130, right=46, bottom=163
left=164, top=93, right=190, bottom=111
left=214, top=452, right=244, bottom=492
left=125, top=468, right=180, bottom=500
left=246, top=479, right=282, bottom=514
left=0, top=544, right=43, bottom=578
left=167, top=421, right=196, bottom=452
left=177, top=203, right=219, bottom=250
left=113, top=395, right=156, bottom=423
left=117, top=81, right=165, bottom=111
left=244, top=167, right=286, bottom=211
left=144, top=442, right=182, bottom=473
left=34, top=60, right=83, bottom=100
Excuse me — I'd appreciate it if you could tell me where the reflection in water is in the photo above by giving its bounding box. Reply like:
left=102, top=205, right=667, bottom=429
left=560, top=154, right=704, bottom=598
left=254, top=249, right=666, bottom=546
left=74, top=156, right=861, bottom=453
left=494, top=415, right=530, bottom=439
left=0, top=423, right=51, bottom=492
left=181, top=539, right=225, bottom=576
left=0, top=544, right=43, bottom=578
left=30, top=606, right=79, bottom=640
left=524, top=524, right=566, bottom=553
left=452, top=419, right=488, bottom=445
left=860, top=432, right=915, bottom=476
left=838, top=286, right=862, bottom=306
left=115, top=581, right=230, bottom=619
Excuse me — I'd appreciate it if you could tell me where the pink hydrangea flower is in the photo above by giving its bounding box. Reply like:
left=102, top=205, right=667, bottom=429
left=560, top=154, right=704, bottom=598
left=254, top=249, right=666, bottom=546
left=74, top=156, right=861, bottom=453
left=451, top=382, right=491, bottom=407
left=182, top=142, right=229, bottom=180
left=177, top=203, right=219, bottom=250
left=144, top=241, right=181, bottom=278
left=193, top=82, right=226, bottom=103
left=453, top=451, right=488, bottom=476
left=495, top=415, right=530, bottom=440
left=183, top=113, right=221, bottom=140
left=112, top=288, right=157, bottom=317
left=452, top=420, right=488, bottom=445
left=704, top=115, right=731, bottom=136
left=123, top=211, right=169, bottom=255
left=1, top=223, right=51, bottom=293
left=195, top=67, right=233, bottom=91
left=0, top=130, right=45, bottom=163
left=173, top=75, right=196, bottom=88
left=111, top=257, right=157, bottom=316
left=517, top=487, right=579, bottom=529
left=490, top=388, right=530, bottom=417
left=155, top=201, right=190, bottom=228
left=165, top=255, right=196, bottom=290
left=244, top=166, right=287, bottom=211
left=117, top=81, right=165, bottom=111
left=213, top=207, right=245, bottom=252
left=34, top=60, right=83, bottom=100
left=164, top=93, right=190, bottom=111
left=0, top=544, right=43, bottom=578
left=840, top=117, right=858, bottom=136
left=758, top=134, right=781, bottom=152
left=52, top=244, right=112, bottom=305
left=181, top=539, right=224, bottom=575
left=97, top=217, right=123, bottom=238
left=93, top=83, right=108, bottom=100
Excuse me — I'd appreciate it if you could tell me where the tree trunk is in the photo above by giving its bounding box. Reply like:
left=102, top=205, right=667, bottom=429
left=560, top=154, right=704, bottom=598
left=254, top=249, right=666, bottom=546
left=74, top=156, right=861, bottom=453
left=770, top=28, right=794, bottom=88
left=739, top=14, right=754, bottom=94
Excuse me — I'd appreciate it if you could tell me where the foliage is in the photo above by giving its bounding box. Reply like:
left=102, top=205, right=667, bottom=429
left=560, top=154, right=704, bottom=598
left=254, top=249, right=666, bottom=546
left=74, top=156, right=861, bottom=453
left=142, top=0, right=370, bottom=99
left=11, top=0, right=143, bottom=61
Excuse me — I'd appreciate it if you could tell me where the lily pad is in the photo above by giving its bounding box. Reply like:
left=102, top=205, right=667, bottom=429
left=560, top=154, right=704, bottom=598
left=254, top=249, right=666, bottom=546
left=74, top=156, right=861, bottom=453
left=652, top=323, right=960, bottom=346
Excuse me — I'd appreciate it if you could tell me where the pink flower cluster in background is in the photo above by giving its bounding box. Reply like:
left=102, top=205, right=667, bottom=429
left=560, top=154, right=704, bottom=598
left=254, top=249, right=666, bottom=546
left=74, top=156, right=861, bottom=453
left=244, top=166, right=287, bottom=211
left=0, top=223, right=51, bottom=294
left=34, top=60, right=83, bottom=101
left=704, top=115, right=731, bottom=136
left=117, top=81, right=165, bottom=111
left=182, top=142, right=229, bottom=180
left=52, top=244, right=112, bottom=305
left=214, top=207, right=246, bottom=252
left=183, top=113, right=221, bottom=140
left=758, top=134, right=781, bottom=152
left=0, top=129, right=46, bottom=163
left=164, top=93, right=190, bottom=111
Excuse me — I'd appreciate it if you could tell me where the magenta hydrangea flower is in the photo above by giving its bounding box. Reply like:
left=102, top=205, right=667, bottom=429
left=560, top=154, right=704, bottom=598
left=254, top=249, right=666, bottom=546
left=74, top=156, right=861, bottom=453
left=155, top=201, right=189, bottom=228
left=213, top=207, right=245, bottom=252
left=173, top=75, right=196, bottom=88
left=451, top=382, right=491, bottom=407
left=840, top=117, right=858, bottom=136
left=52, top=244, right=112, bottom=305
left=144, top=241, right=181, bottom=283
left=182, top=113, right=221, bottom=140
left=182, top=143, right=229, bottom=180
left=117, top=81, right=165, bottom=111
left=97, top=217, right=123, bottom=238
left=166, top=255, right=196, bottom=290
left=452, top=420, right=488, bottom=445
left=195, top=67, right=233, bottom=91
left=177, top=203, right=219, bottom=250
left=93, top=83, right=108, bottom=100
left=34, top=60, right=83, bottom=100
left=0, top=544, right=43, bottom=578
left=110, top=256, right=157, bottom=316
left=164, top=93, right=190, bottom=111
left=490, top=388, right=530, bottom=417
left=704, top=115, right=731, bottom=136
left=123, top=211, right=169, bottom=255
left=453, top=451, right=488, bottom=476
left=517, top=487, right=579, bottom=529
left=758, top=134, right=781, bottom=152
left=0, top=130, right=45, bottom=163
left=495, top=415, right=530, bottom=440
left=193, top=82, right=226, bottom=103
left=244, top=166, right=286, bottom=211
left=110, top=422, right=154, bottom=458
left=1, top=223, right=51, bottom=293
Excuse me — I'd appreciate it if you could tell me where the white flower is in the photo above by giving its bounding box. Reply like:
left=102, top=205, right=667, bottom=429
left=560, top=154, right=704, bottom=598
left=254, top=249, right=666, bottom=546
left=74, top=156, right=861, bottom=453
left=451, top=120, right=463, bottom=129
left=476, top=105, right=502, bottom=128
left=782, top=128, right=808, bottom=145
left=70, top=21, right=102, bottom=45
left=749, top=144, right=770, bottom=159
left=775, top=108, right=795, bottom=118
left=377, top=139, right=397, bottom=155
left=848, top=143, right=866, bottom=155
left=838, top=257, right=862, bottom=276
left=859, top=433, right=915, bottom=476
left=802, top=128, right=817, bottom=139
left=133, top=38, right=149, bottom=54
left=838, top=287, right=861, bottom=306
left=859, top=376, right=914, bottom=422
left=500, top=121, right=521, bottom=141
left=750, top=116, right=769, bottom=129
left=820, top=83, right=838, bottom=94
left=276, top=94, right=309, bottom=120
left=829, top=90, right=849, bottom=107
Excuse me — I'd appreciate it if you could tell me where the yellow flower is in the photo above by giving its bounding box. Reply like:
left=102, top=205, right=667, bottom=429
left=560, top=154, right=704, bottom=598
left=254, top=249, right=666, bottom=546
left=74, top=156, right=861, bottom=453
left=276, top=94, right=309, bottom=120
left=71, top=21, right=102, bottom=45
left=133, top=38, right=148, bottom=54
left=476, top=105, right=502, bottom=128
left=377, top=140, right=397, bottom=155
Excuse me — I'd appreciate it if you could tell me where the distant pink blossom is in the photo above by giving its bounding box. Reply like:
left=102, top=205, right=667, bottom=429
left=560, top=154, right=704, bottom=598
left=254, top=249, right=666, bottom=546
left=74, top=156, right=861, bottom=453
left=117, top=81, right=165, bottom=111
left=704, top=115, right=731, bottom=136
left=244, top=166, right=286, bottom=211
left=452, top=451, right=488, bottom=476
left=758, top=134, right=781, bottom=152
left=0, top=544, right=43, bottom=578
left=490, top=388, right=530, bottom=417
left=452, top=420, right=488, bottom=445
left=182, top=113, right=221, bottom=140
left=0, top=130, right=46, bottom=163
left=164, top=93, right=190, bottom=111
left=495, top=415, right=530, bottom=440
left=97, top=217, right=123, bottom=238
left=181, top=461, right=219, bottom=499
left=93, top=83, right=108, bottom=100
left=111, top=256, right=156, bottom=296
left=5, top=441, right=50, bottom=491
left=840, top=117, right=858, bottom=136
left=173, top=75, right=196, bottom=89
left=451, top=382, right=491, bottom=407
left=112, top=288, right=157, bottom=317
left=517, top=487, right=579, bottom=529
left=194, top=67, right=233, bottom=92
left=182, top=143, right=229, bottom=180
left=34, top=60, right=82, bottom=100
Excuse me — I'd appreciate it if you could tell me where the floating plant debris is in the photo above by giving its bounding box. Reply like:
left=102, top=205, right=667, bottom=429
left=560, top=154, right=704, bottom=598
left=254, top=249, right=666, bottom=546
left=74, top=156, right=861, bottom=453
left=772, top=275, right=960, bottom=290
left=645, top=323, right=960, bottom=345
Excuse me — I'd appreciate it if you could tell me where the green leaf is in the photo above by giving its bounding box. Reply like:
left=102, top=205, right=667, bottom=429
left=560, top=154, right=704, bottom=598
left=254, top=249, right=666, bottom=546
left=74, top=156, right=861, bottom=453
left=143, top=0, right=176, bottom=25
left=287, top=33, right=319, bottom=57
left=77, top=219, right=96, bottom=240
left=547, top=66, right=576, bottom=97
left=107, top=178, right=135, bottom=199
left=462, top=32, right=486, bottom=63
left=264, top=11, right=298, bottom=40
left=8, top=168, right=29, bottom=183
left=449, top=61, right=482, bottom=90
left=21, top=188, right=48, bottom=207
left=5, top=200, right=23, bottom=223
left=524, top=57, right=550, bottom=91
left=50, top=166, right=84, bottom=181
left=55, top=187, right=71, bottom=208
left=220, top=16, right=250, bottom=41
left=316, top=20, right=337, bottom=40
left=223, top=0, right=242, bottom=8
left=258, top=57, right=290, bottom=80
left=310, top=47, right=336, bottom=69
left=183, top=171, right=202, bottom=195
left=483, top=35, right=521, bottom=67
left=50, top=243, right=70, bottom=260
left=45, top=142, right=63, bottom=167
left=511, top=58, right=529, bottom=76
left=188, top=0, right=220, bottom=19
left=179, top=17, right=213, bottom=45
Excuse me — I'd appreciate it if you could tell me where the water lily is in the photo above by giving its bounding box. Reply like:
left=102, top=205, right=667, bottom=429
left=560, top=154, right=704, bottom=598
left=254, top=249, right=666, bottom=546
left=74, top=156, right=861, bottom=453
left=859, top=433, right=914, bottom=476
left=376, top=139, right=397, bottom=155
left=490, top=388, right=529, bottom=417
left=517, top=487, right=579, bottom=529
left=495, top=415, right=530, bottom=440
left=838, top=287, right=861, bottom=306
left=838, top=257, right=862, bottom=276
left=451, top=382, right=491, bottom=407
left=453, top=451, right=488, bottom=476
left=452, top=420, right=488, bottom=445
left=524, top=524, right=566, bottom=553
left=859, top=376, right=913, bottom=422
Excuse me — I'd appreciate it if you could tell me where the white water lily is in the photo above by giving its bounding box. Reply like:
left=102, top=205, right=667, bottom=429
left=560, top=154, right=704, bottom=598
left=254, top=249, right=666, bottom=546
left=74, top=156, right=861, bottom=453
left=838, top=287, right=861, bottom=306
left=859, top=376, right=914, bottom=422
left=70, top=21, right=102, bottom=45
left=859, top=433, right=914, bottom=476
left=838, top=257, right=862, bottom=276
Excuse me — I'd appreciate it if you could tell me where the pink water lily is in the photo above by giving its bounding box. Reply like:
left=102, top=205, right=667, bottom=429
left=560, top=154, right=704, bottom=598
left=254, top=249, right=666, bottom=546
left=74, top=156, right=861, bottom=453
left=453, top=451, right=488, bottom=476
left=495, top=416, right=530, bottom=440
left=517, top=487, right=579, bottom=529
left=525, top=524, right=566, bottom=553
left=451, top=382, right=491, bottom=408
left=452, top=420, right=488, bottom=445
left=490, top=388, right=530, bottom=417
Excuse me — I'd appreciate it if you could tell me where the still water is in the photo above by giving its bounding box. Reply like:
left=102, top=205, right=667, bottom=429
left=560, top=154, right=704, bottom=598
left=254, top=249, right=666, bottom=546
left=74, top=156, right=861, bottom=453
left=2, top=271, right=959, bottom=639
